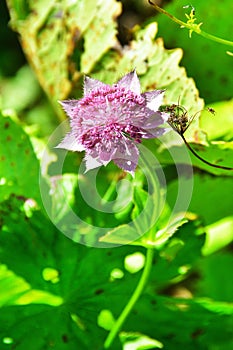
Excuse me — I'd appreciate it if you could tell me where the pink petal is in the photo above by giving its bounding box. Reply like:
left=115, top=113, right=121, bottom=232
left=99, top=147, right=116, bottom=162
left=84, top=154, right=104, bottom=172
left=143, top=111, right=169, bottom=129
left=142, top=126, right=170, bottom=138
left=143, top=90, right=165, bottom=111
left=85, top=153, right=111, bottom=172
left=117, top=70, right=141, bottom=95
left=113, top=140, right=139, bottom=174
left=113, top=158, right=137, bottom=175
left=59, top=100, right=78, bottom=118
left=55, top=132, right=85, bottom=151
left=83, top=76, right=108, bottom=96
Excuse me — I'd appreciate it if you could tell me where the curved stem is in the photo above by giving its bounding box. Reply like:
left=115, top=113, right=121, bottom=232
left=180, top=134, right=233, bottom=170
left=148, top=1, right=233, bottom=47
left=104, top=247, right=154, bottom=349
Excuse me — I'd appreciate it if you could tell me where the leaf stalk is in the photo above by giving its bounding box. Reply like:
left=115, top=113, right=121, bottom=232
left=104, top=247, right=154, bottom=349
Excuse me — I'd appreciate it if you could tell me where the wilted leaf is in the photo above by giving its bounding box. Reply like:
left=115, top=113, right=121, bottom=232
left=6, top=0, right=121, bottom=107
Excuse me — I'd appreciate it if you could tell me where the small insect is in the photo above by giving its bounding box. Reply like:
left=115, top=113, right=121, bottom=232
left=207, top=107, right=216, bottom=115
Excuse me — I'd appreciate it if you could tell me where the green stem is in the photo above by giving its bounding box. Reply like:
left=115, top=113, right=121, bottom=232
left=101, top=179, right=118, bottom=204
left=104, top=247, right=154, bottom=349
left=180, top=134, right=233, bottom=171
left=148, top=1, right=233, bottom=47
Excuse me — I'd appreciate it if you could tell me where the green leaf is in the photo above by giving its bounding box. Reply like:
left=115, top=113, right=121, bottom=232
left=186, top=140, right=233, bottom=175
left=200, top=100, right=233, bottom=141
left=125, top=294, right=233, bottom=350
left=0, top=111, right=40, bottom=203
left=196, top=252, right=233, bottom=302
left=99, top=224, right=140, bottom=246
left=181, top=173, right=233, bottom=225
left=149, top=221, right=205, bottom=288
left=0, top=196, right=140, bottom=349
left=167, top=172, right=233, bottom=253
left=0, top=265, right=63, bottom=307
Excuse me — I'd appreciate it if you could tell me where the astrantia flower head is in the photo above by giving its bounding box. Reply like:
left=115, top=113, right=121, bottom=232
left=56, top=70, right=168, bottom=174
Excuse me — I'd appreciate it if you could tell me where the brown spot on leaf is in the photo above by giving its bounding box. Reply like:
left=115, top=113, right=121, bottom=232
left=0, top=156, right=5, bottom=161
left=95, top=288, right=104, bottom=295
left=150, top=83, right=157, bottom=89
left=220, top=75, right=229, bottom=85
left=191, top=328, right=204, bottom=339
left=16, top=195, right=26, bottom=201
left=165, top=333, right=175, bottom=340
left=206, top=69, right=215, bottom=78
left=4, top=122, right=10, bottom=129
left=62, top=334, right=69, bottom=343
left=25, top=149, right=30, bottom=155
left=10, top=162, right=15, bottom=167
left=6, top=135, right=12, bottom=141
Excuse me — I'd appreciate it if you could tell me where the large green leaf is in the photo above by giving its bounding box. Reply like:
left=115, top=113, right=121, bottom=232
left=125, top=294, right=233, bottom=350
left=1, top=197, right=231, bottom=350
left=167, top=173, right=233, bottom=253
left=196, top=252, right=233, bottom=302
left=0, top=111, right=40, bottom=203
left=149, top=221, right=205, bottom=288
left=0, top=196, right=140, bottom=349
left=168, top=173, right=233, bottom=226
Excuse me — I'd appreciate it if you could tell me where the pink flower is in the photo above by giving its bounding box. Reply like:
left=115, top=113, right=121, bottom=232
left=56, top=71, right=168, bottom=174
